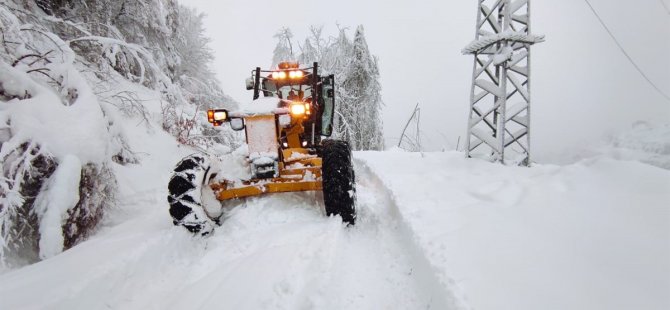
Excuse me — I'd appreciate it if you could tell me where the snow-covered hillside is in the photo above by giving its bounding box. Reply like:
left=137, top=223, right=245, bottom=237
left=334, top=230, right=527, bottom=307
left=0, top=0, right=237, bottom=265
left=0, top=117, right=667, bottom=309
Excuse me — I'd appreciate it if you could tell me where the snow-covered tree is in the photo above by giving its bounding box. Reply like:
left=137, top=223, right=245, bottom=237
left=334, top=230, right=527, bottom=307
left=342, top=26, right=384, bottom=150
left=272, top=27, right=295, bottom=68
left=298, top=38, right=318, bottom=66
left=298, top=26, right=328, bottom=66
left=308, top=26, right=328, bottom=59
left=287, top=25, right=384, bottom=150
left=321, top=27, right=353, bottom=76
left=0, top=0, right=237, bottom=267
left=173, top=6, right=215, bottom=83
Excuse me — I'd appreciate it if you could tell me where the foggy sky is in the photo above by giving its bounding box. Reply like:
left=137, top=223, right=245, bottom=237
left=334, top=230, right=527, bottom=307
left=181, top=0, right=670, bottom=163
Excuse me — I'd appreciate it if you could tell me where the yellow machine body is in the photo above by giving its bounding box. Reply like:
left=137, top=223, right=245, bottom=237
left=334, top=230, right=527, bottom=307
left=209, top=111, right=322, bottom=201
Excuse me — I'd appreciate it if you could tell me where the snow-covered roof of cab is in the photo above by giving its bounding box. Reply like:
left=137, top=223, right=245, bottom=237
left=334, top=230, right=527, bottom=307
left=230, top=97, right=288, bottom=117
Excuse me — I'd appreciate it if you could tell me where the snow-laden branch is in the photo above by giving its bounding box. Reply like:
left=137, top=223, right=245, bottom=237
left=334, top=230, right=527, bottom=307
left=67, top=36, right=156, bottom=84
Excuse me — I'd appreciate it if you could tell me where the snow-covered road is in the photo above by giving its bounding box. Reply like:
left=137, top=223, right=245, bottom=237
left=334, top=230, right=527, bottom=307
left=358, top=151, right=670, bottom=310
left=0, top=156, right=460, bottom=309
left=0, top=144, right=668, bottom=310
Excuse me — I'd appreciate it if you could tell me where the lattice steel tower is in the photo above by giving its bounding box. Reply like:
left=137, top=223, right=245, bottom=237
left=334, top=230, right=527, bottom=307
left=463, top=0, right=544, bottom=166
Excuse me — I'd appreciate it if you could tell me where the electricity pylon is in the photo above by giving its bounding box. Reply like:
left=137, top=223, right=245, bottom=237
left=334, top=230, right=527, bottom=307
left=463, top=0, right=544, bottom=166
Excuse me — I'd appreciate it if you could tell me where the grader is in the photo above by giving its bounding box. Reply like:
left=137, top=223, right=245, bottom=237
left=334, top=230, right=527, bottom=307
left=167, top=62, right=356, bottom=235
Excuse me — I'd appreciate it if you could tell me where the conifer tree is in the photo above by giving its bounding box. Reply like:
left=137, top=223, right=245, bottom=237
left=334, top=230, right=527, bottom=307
left=342, top=25, right=384, bottom=150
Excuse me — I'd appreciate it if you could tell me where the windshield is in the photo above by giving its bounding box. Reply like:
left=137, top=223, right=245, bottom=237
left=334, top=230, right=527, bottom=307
left=262, top=79, right=312, bottom=101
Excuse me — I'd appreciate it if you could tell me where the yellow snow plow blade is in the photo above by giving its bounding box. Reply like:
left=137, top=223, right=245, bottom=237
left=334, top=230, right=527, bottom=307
left=211, top=179, right=322, bottom=200
left=210, top=156, right=323, bottom=200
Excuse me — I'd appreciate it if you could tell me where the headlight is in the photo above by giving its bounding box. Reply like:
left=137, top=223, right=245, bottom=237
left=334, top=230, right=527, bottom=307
left=272, top=71, right=287, bottom=79
left=288, top=70, right=304, bottom=79
left=289, top=103, right=306, bottom=116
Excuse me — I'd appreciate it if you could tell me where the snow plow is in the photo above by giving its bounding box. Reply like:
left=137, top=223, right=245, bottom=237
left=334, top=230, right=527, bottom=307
left=167, top=62, right=356, bottom=235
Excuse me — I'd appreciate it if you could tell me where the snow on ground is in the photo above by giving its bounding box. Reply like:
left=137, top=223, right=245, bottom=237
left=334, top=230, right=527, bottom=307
left=357, top=150, right=670, bottom=310
left=34, top=155, right=82, bottom=260
left=0, top=116, right=668, bottom=309
left=0, top=165, right=456, bottom=308
left=591, top=121, right=670, bottom=170
left=0, top=113, right=460, bottom=309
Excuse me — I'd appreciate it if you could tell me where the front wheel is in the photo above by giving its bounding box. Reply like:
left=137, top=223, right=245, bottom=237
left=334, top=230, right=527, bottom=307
left=167, top=154, right=217, bottom=235
left=321, top=139, right=356, bottom=225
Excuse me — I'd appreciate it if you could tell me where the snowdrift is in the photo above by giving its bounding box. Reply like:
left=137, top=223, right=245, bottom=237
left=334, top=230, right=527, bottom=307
left=358, top=150, right=669, bottom=310
left=594, top=121, right=670, bottom=170
left=0, top=142, right=667, bottom=309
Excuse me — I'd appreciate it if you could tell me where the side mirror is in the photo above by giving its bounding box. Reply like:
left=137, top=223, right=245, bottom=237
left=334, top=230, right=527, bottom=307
left=245, top=77, right=254, bottom=90
left=207, top=109, right=228, bottom=126
left=230, top=118, right=245, bottom=131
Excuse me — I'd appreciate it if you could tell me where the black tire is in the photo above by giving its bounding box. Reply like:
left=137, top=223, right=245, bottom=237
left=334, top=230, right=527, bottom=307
left=167, top=154, right=217, bottom=235
left=321, top=139, right=356, bottom=225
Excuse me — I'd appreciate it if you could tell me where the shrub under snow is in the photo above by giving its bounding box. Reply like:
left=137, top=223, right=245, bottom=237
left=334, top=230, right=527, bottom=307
left=0, top=0, right=236, bottom=267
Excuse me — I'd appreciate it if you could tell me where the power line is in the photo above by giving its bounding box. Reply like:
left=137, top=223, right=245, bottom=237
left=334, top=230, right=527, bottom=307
left=659, top=0, right=670, bottom=15
left=583, top=0, right=670, bottom=102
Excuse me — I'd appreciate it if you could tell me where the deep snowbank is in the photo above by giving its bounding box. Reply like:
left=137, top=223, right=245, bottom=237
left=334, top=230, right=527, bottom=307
left=357, top=150, right=670, bottom=310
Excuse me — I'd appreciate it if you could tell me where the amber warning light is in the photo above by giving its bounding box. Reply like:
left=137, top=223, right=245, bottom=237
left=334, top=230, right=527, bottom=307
left=207, top=109, right=228, bottom=126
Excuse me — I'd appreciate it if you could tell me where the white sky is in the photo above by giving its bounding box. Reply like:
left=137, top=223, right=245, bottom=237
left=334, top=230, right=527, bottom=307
left=180, top=0, right=670, bottom=163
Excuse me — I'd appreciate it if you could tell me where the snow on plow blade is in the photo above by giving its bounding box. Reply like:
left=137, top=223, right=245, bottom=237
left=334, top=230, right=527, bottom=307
left=211, top=179, right=322, bottom=200
left=210, top=155, right=323, bottom=200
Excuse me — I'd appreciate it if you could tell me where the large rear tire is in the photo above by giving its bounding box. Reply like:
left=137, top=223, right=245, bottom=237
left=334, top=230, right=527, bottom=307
left=321, top=139, right=356, bottom=225
left=167, top=154, right=217, bottom=235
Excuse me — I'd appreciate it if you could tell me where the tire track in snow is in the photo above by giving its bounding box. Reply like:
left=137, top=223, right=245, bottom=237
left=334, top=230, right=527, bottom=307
left=351, top=158, right=463, bottom=310
left=1, top=159, right=460, bottom=310
left=164, top=159, right=461, bottom=309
